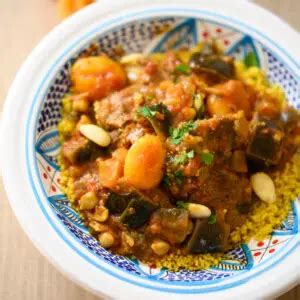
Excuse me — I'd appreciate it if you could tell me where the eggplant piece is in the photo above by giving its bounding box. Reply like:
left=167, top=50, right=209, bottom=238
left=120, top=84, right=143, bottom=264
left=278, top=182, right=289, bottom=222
left=148, top=208, right=189, bottom=244
left=189, top=52, right=234, bottom=79
left=105, top=192, right=131, bottom=215
left=186, top=219, right=229, bottom=254
left=247, top=117, right=284, bottom=166
left=120, top=197, right=157, bottom=229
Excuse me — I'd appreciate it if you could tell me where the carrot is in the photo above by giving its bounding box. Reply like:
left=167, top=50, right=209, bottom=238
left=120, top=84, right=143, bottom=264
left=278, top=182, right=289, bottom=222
left=124, top=135, right=166, bottom=189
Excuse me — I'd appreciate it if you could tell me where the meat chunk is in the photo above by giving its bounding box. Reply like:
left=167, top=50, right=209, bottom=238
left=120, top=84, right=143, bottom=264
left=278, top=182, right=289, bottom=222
left=94, top=84, right=144, bottom=129
left=147, top=208, right=189, bottom=244
left=180, top=169, right=252, bottom=213
left=62, top=134, right=91, bottom=164
left=195, top=111, right=249, bottom=152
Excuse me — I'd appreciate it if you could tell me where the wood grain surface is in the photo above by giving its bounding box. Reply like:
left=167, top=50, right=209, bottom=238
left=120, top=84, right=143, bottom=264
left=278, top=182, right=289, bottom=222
left=0, top=1, right=299, bottom=299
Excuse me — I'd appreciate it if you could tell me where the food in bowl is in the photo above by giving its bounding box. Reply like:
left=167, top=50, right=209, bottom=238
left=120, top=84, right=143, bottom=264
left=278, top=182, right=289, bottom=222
left=57, top=42, right=300, bottom=270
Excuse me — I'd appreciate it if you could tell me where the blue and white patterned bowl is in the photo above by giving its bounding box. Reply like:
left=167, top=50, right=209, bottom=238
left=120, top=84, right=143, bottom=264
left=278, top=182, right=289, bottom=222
left=2, top=1, right=300, bottom=299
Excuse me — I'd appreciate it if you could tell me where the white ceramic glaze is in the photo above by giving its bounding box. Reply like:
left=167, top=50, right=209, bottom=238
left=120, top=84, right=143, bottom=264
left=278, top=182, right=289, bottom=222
left=1, top=1, right=300, bottom=299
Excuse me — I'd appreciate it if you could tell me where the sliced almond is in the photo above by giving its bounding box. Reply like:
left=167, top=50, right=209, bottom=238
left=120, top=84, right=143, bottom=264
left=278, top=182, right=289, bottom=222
left=251, top=172, right=276, bottom=203
left=79, top=124, right=111, bottom=147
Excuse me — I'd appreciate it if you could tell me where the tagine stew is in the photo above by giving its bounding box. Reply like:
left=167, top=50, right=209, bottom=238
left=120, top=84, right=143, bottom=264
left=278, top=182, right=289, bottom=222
left=58, top=43, right=300, bottom=266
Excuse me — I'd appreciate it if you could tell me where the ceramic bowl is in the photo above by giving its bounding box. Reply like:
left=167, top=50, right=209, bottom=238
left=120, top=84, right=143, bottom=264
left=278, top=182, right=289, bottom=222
left=1, top=0, right=300, bottom=299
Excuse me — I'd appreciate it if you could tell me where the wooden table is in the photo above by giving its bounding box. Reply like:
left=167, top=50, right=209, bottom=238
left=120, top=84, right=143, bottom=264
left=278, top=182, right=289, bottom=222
left=0, top=1, right=299, bottom=299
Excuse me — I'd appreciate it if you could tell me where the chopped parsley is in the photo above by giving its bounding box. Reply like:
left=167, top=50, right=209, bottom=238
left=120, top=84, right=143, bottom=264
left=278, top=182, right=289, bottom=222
left=162, top=171, right=185, bottom=187
left=173, top=150, right=195, bottom=165
left=137, top=106, right=156, bottom=118
left=174, top=171, right=184, bottom=185
left=174, top=64, right=191, bottom=74
left=200, top=152, right=214, bottom=165
left=169, top=121, right=197, bottom=145
left=176, top=201, right=188, bottom=209
left=137, top=104, right=171, bottom=138
left=208, top=214, right=217, bottom=224
left=137, top=103, right=170, bottom=119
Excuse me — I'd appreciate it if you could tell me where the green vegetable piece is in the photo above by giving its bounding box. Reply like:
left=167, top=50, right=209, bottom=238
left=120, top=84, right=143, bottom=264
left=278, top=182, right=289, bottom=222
left=120, top=197, right=157, bottom=228
left=176, top=201, right=188, bottom=209
left=174, top=64, right=190, bottom=74
left=244, top=51, right=259, bottom=68
left=169, top=121, right=197, bottom=145
left=200, top=152, right=214, bottom=165
left=105, top=192, right=131, bottom=215
left=208, top=213, right=217, bottom=224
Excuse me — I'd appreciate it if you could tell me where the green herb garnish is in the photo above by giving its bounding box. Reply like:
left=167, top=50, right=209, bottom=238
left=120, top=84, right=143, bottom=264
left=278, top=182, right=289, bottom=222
left=208, top=214, right=217, bottom=224
left=200, top=152, right=214, bottom=165
left=187, top=150, right=195, bottom=159
left=173, top=150, right=195, bottom=165
left=174, top=171, right=184, bottom=185
left=137, top=104, right=171, bottom=139
left=174, top=64, right=191, bottom=74
left=137, top=104, right=170, bottom=119
left=176, top=201, right=188, bottom=209
left=169, top=121, right=197, bottom=145
left=244, top=51, right=259, bottom=68
left=137, top=106, right=156, bottom=118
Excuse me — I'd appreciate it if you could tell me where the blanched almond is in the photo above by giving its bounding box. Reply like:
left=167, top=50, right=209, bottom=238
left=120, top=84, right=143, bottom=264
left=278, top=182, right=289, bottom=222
left=79, top=124, right=111, bottom=147
left=251, top=172, right=276, bottom=203
left=187, top=203, right=211, bottom=219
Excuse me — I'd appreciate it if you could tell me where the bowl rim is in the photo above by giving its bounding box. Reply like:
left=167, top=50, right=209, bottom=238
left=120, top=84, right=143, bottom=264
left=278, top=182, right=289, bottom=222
left=1, top=0, right=300, bottom=299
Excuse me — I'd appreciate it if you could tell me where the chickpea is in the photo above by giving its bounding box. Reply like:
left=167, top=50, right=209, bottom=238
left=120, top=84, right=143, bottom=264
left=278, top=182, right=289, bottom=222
left=79, top=191, right=98, bottom=210
left=151, top=239, right=170, bottom=256
left=99, top=232, right=115, bottom=248
left=92, top=206, right=109, bottom=222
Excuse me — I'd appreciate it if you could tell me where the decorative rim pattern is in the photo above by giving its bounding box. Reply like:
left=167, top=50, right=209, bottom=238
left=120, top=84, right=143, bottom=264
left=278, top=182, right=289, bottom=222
left=28, top=9, right=300, bottom=293
left=2, top=2, right=299, bottom=299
